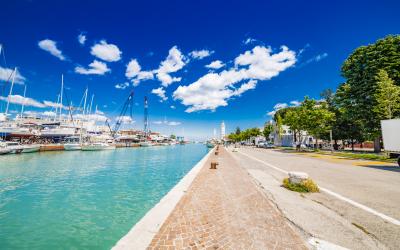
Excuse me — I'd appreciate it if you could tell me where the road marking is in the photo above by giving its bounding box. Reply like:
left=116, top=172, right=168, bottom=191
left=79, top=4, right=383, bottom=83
left=236, top=149, right=400, bottom=226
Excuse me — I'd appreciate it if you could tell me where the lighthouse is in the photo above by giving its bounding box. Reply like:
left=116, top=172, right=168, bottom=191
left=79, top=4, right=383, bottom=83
left=220, top=121, right=226, bottom=140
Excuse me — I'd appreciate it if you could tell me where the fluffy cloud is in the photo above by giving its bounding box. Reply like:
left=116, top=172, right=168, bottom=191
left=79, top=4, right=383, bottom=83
left=125, top=59, right=154, bottom=86
left=156, top=46, right=187, bottom=87
left=78, top=33, right=86, bottom=45
left=75, top=60, right=110, bottom=75
left=38, top=39, right=66, bottom=60
left=290, top=100, right=301, bottom=106
left=117, top=116, right=134, bottom=123
left=205, top=60, right=225, bottom=69
left=115, top=82, right=130, bottom=89
left=189, top=49, right=214, bottom=59
left=152, top=120, right=181, bottom=126
left=0, top=95, right=45, bottom=108
left=0, top=67, right=26, bottom=84
left=267, top=100, right=300, bottom=116
left=90, top=40, right=122, bottom=62
left=173, top=45, right=296, bottom=112
left=151, top=87, right=168, bottom=102
left=170, top=105, right=176, bottom=109
left=124, top=46, right=187, bottom=87
left=43, top=100, right=69, bottom=110
left=273, top=103, right=288, bottom=110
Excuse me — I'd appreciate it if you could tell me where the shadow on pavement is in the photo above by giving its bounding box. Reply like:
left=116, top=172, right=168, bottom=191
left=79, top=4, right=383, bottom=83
left=357, top=165, right=400, bottom=173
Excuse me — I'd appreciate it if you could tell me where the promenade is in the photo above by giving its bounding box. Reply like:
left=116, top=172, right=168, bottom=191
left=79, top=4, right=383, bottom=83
left=147, top=147, right=306, bottom=249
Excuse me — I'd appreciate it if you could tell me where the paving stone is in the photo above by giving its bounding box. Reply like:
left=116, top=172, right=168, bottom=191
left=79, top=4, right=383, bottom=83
left=147, top=147, right=307, bottom=249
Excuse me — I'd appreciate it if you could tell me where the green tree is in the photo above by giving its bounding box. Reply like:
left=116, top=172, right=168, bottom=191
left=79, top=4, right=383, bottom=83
left=373, top=69, right=400, bottom=119
left=170, top=134, right=176, bottom=139
left=235, top=127, right=241, bottom=135
left=263, top=122, right=274, bottom=139
left=341, top=35, right=400, bottom=151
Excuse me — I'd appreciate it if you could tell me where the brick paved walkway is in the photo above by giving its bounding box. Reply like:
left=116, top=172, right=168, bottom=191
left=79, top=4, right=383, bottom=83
left=147, top=147, right=307, bottom=250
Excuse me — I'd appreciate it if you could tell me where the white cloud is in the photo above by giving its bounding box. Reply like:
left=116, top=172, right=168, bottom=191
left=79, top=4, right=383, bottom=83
left=266, top=100, right=300, bottom=116
left=115, top=82, right=130, bottom=89
left=125, top=59, right=154, bottom=86
left=151, top=87, right=168, bottom=102
left=38, top=39, right=66, bottom=61
left=43, top=100, right=69, bottom=110
left=167, top=121, right=181, bottom=126
left=156, top=46, right=187, bottom=87
left=273, top=103, right=288, bottom=110
left=78, top=33, right=86, bottom=45
left=90, top=40, right=122, bottom=62
left=243, top=37, right=257, bottom=45
left=300, top=52, right=328, bottom=67
left=189, top=49, right=214, bottom=59
left=0, top=67, right=26, bottom=84
left=117, top=115, right=134, bottom=124
left=152, top=119, right=181, bottom=126
left=124, top=46, right=187, bottom=87
left=173, top=45, right=296, bottom=112
left=0, top=95, right=45, bottom=108
left=170, top=105, right=176, bottom=109
left=75, top=60, right=110, bottom=75
left=43, top=111, right=57, bottom=117
left=205, top=60, right=225, bottom=69
left=290, top=100, right=301, bottom=106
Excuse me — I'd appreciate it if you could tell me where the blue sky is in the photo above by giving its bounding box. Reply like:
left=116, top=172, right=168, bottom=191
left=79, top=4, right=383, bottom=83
left=1, top=0, right=399, bottom=140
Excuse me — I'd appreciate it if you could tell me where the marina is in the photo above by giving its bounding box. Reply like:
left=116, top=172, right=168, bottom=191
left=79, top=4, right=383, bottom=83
left=0, top=144, right=209, bottom=249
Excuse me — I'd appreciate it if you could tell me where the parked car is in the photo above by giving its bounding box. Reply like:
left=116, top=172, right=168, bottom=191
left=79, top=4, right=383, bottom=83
left=264, top=143, right=275, bottom=149
left=257, top=141, right=267, bottom=148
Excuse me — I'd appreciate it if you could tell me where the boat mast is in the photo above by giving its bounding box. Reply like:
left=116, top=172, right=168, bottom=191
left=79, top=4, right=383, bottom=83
left=59, top=74, right=64, bottom=121
left=89, top=94, right=94, bottom=116
left=20, top=84, right=27, bottom=118
left=83, top=88, right=88, bottom=118
left=5, top=67, right=17, bottom=116
left=144, top=96, right=149, bottom=138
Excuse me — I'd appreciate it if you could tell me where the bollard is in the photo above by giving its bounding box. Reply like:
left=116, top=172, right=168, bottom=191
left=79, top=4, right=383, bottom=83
left=210, top=161, right=218, bottom=169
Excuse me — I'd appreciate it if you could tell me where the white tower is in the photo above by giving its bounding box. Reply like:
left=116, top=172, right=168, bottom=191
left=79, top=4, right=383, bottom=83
left=220, top=121, right=226, bottom=140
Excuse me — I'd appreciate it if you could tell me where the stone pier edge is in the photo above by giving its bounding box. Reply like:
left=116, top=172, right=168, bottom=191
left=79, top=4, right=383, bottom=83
left=112, top=147, right=215, bottom=250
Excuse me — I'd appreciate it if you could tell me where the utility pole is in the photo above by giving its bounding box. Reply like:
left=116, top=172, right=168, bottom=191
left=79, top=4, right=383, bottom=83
left=330, top=129, right=333, bottom=153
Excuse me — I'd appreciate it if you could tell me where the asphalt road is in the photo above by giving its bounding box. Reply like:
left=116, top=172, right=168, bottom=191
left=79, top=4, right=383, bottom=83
left=229, top=147, right=400, bottom=250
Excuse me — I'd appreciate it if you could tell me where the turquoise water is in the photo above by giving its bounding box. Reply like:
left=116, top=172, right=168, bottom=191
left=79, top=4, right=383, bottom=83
left=0, top=144, right=208, bottom=249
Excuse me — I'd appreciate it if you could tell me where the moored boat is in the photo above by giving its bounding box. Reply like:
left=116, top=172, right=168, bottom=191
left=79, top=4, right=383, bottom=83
left=81, top=142, right=116, bottom=151
left=63, top=136, right=82, bottom=151
left=4, top=141, right=24, bottom=154
left=139, top=141, right=153, bottom=147
left=22, top=144, right=41, bottom=153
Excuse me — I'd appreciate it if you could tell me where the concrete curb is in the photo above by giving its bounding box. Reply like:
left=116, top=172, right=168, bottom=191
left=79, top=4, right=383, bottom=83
left=112, top=147, right=214, bottom=250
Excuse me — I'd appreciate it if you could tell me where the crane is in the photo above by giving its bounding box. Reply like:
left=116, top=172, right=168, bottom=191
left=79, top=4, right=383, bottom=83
left=106, top=90, right=134, bottom=137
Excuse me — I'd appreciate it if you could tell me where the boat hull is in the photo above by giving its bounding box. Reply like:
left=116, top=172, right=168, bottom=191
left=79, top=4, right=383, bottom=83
left=64, top=144, right=82, bottom=151
left=0, top=148, right=11, bottom=155
left=81, top=144, right=116, bottom=151
left=22, top=145, right=40, bottom=153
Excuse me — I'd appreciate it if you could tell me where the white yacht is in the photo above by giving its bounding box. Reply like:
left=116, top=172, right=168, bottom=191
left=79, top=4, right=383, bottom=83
left=4, top=141, right=40, bottom=153
left=63, top=136, right=82, bottom=151
left=81, top=142, right=116, bottom=151
left=0, top=141, right=11, bottom=155
left=139, top=141, right=153, bottom=147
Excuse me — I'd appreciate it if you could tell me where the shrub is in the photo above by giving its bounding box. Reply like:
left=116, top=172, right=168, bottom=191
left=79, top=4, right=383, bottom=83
left=282, top=178, right=319, bottom=193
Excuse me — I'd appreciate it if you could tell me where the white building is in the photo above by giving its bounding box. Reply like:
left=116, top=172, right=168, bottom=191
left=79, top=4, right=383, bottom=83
left=220, top=121, right=225, bottom=140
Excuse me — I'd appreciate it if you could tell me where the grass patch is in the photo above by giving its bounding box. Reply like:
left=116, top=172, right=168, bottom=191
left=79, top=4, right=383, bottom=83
left=283, top=178, right=319, bottom=193
left=319, top=151, right=395, bottom=162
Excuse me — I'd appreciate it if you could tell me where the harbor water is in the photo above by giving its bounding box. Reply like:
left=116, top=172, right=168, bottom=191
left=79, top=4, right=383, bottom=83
left=0, top=144, right=209, bottom=249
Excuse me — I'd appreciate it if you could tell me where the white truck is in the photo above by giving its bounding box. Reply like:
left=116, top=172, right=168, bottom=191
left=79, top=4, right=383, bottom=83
left=381, top=119, right=400, bottom=166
